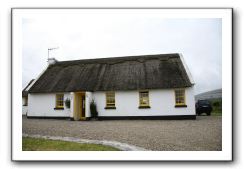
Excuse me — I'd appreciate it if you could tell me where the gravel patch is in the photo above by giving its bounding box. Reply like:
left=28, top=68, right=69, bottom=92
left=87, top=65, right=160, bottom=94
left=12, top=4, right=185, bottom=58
left=22, top=116, right=222, bottom=151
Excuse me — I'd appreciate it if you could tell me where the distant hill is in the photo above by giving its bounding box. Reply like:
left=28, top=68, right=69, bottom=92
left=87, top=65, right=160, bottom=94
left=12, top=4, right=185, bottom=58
left=195, top=89, right=222, bottom=101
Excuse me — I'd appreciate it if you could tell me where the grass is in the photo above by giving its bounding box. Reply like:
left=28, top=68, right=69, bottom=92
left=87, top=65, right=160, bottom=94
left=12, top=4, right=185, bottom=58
left=22, top=137, right=120, bottom=151
left=211, top=110, right=222, bottom=116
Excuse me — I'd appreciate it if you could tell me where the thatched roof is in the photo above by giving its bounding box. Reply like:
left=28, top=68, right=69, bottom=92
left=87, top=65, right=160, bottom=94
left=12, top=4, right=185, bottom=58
left=29, top=53, right=193, bottom=93
left=22, top=79, right=35, bottom=97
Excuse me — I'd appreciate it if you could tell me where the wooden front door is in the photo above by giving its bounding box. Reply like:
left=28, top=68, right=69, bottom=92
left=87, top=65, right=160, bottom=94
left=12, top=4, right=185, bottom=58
left=74, top=92, right=86, bottom=121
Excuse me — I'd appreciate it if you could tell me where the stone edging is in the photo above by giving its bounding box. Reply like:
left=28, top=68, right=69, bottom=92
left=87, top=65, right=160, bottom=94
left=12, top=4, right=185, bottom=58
left=23, top=133, right=148, bottom=151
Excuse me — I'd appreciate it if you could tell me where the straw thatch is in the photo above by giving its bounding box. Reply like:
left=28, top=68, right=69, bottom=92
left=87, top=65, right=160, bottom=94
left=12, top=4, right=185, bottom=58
left=29, top=53, right=192, bottom=93
left=22, top=79, right=35, bottom=96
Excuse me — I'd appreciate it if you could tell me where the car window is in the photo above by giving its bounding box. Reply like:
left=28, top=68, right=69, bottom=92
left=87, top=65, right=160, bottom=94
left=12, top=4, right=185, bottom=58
left=198, top=100, right=210, bottom=104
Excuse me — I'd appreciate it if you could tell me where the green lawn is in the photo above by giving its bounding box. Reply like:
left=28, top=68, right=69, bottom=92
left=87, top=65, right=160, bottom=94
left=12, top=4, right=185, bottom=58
left=22, top=137, right=120, bottom=151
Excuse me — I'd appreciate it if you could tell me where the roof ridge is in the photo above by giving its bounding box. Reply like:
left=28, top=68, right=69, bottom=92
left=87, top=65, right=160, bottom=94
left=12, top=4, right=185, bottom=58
left=55, top=53, right=180, bottom=65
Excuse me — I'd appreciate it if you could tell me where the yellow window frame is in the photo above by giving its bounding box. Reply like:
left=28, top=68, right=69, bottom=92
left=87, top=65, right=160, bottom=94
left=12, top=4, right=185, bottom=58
left=56, top=94, right=64, bottom=108
left=174, top=89, right=186, bottom=105
left=139, top=90, right=150, bottom=106
left=106, top=91, right=115, bottom=107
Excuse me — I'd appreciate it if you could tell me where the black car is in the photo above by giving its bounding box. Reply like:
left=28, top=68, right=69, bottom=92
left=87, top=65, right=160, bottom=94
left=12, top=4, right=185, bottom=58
left=195, top=100, right=213, bottom=116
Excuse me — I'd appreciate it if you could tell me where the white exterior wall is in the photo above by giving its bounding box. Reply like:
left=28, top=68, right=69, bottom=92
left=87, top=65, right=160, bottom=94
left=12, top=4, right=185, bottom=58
left=28, top=93, right=71, bottom=117
left=22, top=97, right=28, bottom=115
left=93, top=87, right=195, bottom=117
left=28, top=87, right=195, bottom=118
left=70, top=92, right=74, bottom=118
left=85, top=92, right=93, bottom=117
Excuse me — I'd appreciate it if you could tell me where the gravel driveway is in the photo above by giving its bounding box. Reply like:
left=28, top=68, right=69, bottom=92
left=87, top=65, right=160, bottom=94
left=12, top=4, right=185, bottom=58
left=22, top=116, right=222, bottom=151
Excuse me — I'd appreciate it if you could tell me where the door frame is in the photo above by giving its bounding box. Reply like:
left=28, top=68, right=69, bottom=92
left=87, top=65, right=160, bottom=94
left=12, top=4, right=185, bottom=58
left=73, top=92, right=86, bottom=120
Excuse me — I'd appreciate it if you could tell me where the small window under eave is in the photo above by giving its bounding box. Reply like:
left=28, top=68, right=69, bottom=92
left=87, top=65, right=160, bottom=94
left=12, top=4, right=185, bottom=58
left=139, top=90, right=150, bottom=109
left=55, top=94, right=64, bottom=110
left=105, top=91, right=116, bottom=109
left=174, top=89, right=187, bottom=107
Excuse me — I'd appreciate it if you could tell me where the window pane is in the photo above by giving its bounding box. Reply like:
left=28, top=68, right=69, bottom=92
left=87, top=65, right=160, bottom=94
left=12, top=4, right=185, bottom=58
left=139, top=91, right=149, bottom=106
left=175, top=89, right=185, bottom=105
left=106, top=92, right=115, bottom=107
left=56, top=94, right=64, bottom=107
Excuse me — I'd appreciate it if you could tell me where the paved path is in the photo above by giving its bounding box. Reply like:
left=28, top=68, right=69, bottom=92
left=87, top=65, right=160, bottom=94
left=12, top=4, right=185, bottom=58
left=23, top=116, right=222, bottom=151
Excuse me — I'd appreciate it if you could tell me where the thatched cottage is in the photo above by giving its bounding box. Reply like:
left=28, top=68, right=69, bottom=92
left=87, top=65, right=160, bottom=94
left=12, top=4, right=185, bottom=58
left=25, top=53, right=196, bottom=120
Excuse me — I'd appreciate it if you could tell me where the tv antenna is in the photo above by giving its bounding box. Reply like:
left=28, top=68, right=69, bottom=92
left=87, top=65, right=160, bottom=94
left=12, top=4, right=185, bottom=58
left=48, top=47, right=59, bottom=59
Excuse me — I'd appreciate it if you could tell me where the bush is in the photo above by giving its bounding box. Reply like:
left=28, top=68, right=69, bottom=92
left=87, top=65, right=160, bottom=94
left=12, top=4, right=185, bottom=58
left=65, top=98, right=70, bottom=108
left=90, top=100, right=98, bottom=118
left=211, top=100, right=222, bottom=110
left=210, top=99, right=222, bottom=116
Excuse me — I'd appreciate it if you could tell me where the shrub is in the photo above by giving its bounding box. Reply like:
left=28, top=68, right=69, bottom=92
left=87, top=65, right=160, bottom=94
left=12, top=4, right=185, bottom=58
left=213, top=101, right=220, bottom=107
left=90, top=100, right=98, bottom=118
left=65, top=98, right=71, bottom=109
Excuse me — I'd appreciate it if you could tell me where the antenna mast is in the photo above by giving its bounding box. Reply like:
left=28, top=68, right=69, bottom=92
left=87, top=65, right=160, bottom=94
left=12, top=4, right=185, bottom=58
left=48, top=47, right=59, bottom=60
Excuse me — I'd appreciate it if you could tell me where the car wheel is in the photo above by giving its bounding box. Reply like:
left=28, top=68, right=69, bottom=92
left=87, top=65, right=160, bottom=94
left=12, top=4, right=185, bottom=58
left=207, top=112, right=211, bottom=116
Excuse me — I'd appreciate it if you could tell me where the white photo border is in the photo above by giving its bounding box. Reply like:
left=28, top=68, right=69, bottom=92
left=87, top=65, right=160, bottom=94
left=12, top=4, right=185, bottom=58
left=12, top=8, right=232, bottom=161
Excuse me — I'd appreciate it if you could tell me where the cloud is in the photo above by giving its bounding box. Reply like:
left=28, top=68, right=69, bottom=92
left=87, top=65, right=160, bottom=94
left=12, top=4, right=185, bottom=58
left=22, top=12, right=222, bottom=95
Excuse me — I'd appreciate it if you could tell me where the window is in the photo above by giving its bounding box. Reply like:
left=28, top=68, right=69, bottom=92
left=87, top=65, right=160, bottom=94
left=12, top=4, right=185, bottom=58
left=175, top=89, right=186, bottom=107
left=105, top=92, right=116, bottom=109
left=139, top=91, right=150, bottom=108
left=56, top=94, right=64, bottom=108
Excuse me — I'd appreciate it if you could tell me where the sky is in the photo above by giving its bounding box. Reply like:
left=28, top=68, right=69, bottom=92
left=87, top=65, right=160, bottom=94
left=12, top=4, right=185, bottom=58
left=22, top=10, right=222, bottom=95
